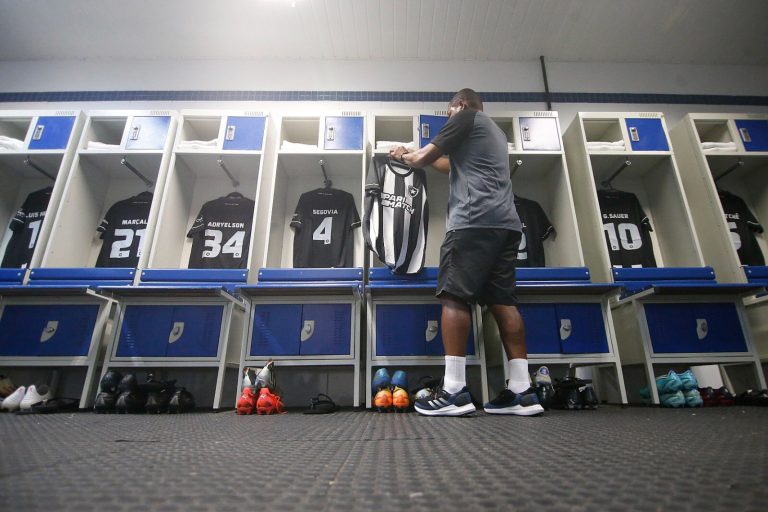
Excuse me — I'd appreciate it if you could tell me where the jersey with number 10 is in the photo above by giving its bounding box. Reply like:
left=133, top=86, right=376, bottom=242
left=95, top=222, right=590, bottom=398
left=291, top=188, right=361, bottom=268
left=597, top=189, right=657, bottom=268
left=187, top=194, right=255, bottom=269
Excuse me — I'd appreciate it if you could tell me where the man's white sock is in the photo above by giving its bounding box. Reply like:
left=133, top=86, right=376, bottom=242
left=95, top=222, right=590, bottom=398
left=443, top=355, right=466, bottom=394
left=507, top=358, right=531, bottom=393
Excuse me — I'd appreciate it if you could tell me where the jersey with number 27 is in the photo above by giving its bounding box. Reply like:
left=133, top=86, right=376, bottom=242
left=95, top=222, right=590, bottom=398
left=291, top=188, right=360, bottom=268
left=96, top=192, right=152, bottom=268
left=187, top=194, right=255, bottom=269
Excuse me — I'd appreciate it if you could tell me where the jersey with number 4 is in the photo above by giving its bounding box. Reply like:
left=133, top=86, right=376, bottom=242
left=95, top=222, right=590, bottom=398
left=1, top=187, right=52, bottom=269
left=96, top=192, right=152, bottom=268
left=187, top=194, right=255, bottom=269
left=291, top=188, right=361, bottom=268
left=718, top=189, right=765, bottom=266
left=514, top=195, right=554, bottom=267
left=597, top=189, right=657, bottom=268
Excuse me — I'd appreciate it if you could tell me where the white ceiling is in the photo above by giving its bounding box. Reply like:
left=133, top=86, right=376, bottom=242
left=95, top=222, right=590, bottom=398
left=1, top=0, right=767, bottom=65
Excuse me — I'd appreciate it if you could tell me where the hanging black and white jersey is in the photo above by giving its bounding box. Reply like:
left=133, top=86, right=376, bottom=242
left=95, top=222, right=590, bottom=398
left=364, top=155, right=428, bottom=275
left=291, top=188, right=361, bottom=268
left=718, top=189, right=765, bottom=266
left=597, top=189, right=657, bottom=268
left=95, top=191, right=152, bottom=268
left=1, top=187, right=52, bottom=268
left=187, top=193, right=255, bottom=269
left=514, top=196, right=554, bottom=267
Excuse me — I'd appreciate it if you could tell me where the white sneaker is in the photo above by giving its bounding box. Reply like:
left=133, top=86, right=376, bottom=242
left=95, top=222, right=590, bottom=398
left=1, top=386, right=26, bottom=412
left=20, top=385, right=53, bottom=410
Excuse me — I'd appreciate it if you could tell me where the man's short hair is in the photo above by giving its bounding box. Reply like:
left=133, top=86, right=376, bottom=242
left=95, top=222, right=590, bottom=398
left=450, top=88, right=483, bottom=110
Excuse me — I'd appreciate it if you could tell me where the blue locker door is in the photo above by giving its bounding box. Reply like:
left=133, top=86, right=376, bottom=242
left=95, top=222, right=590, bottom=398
left=116, top=305, right=174, bottom=357
left=28, top=116, right=77, bottom=150
left=376, top=305, right=427, bottom=356
left=644, top=303, right=706, bottom=353
left=519, top=117, right=561, bottom=151
left=0, top=305, right=99, bottom=357
left=323, top=116, right=364, bottom=150
left=251, top=304, right=302, bottom=356
left=556, top=303, right=609, bottom=354
left=222, top=116, right=266, bottom=151
left=300, top=304, right=351, bottom=355
left=125, top=116, right=171, bottom=150
left=517, top=304, right=560, bottom=354
left=423, top=304, right=476, bottom=356
left=735, top=120, right=768, bottom=151
left=165, top=305, right=223, bottom=357
left=694, top=303, right=748, bottom=352
left=625, top=118, right=669, bottom=151
left=419, top=115, right=448, bottom=147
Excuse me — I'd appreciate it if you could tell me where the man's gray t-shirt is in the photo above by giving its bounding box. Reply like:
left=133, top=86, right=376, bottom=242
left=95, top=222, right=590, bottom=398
left=430, top=109, right=522, bottom=232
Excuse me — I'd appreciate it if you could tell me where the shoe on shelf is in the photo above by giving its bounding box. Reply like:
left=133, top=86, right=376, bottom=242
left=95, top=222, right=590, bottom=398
left=735, top=389, right=768, bottom=407
left=256, top=387, right=285, bottom=415
left=1, top=386, right=26, bottom=413
left=392, top=387, right=410, bottom=412
left=372, top=368, right=391, bottom=394
left=410, top=376, right=440, bottom=402
left=414, top=383, right=475, bottom=417
left=391, top=370, right=407, bottom=390
left=532, top=367, right=555, bottom=410
left=20, top=385, right=53, bottom=410
left=373, top=388, right=393, bottom=412
left=714, top=386, right=735, bottom=406
left=683, top=389, right=703, bottom=408
left=677, top=369, right=698, bottom=391
left=660, top=390, right=686, bottom=408
left=552, top=377, right=588, bottom=410
left=236, top=386, right=257, bottom=415
left=484, top=387, right=544, bottom=416
left=0, top=374, right=16, bottom=398
left=655, top=371, right=683, bottom=394
left=168, top=388, right=195, bottom=414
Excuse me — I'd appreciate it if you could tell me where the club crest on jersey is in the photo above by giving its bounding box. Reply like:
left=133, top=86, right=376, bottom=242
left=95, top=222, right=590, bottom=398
left=409, top=186, right=419, bottom=198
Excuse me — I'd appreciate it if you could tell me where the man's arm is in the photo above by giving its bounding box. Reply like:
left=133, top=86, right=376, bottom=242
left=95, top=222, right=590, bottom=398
left=389, top=143, right=448, bottom=173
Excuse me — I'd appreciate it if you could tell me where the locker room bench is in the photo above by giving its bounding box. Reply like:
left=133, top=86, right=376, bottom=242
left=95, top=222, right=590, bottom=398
left=0, top=267, right=135, bottom=409
left=236, top=268, right=365, bottom=408
left=96, top=268, right=247, bottom=410
left=744, top=266, right=768, bottom=293
left=610, top=267, right=766, bottom=404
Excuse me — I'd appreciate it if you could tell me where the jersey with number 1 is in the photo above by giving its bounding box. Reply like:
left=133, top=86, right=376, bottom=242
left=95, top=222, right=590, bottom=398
left=597, top=189, right=657, bottom=268
left=291, top=188, right=361, bottom=268
left=96, top=192, right=152, bottom=268
left=1, top=187, right=52, bottom=268
left=187, top=194, right=255, bottom=269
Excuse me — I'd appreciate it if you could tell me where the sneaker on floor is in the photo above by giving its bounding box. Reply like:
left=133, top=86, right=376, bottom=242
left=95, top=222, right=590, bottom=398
left=236, top=386, right=257, bottom=415
left=580, top=385, right=599, bottom=410
left=533, top=366, right=552, bottom=386
left=168, top=388, right=195, bottom=414
left=656, top=371, right=683, bottom=394
left=256, top=387, right=285, bottom=415
left=415, top=384, right=476, bottom=417
left=20, top=385, right=53, bottom=410
left=484, top=388, right=544, bottom=416
left=735, top=389, right=768, bottom=407
left=678, top=369, right=698, bottom=391
left=1, top=386, right=26, bottom=412
left=683, top=389, right=703, bottom=408
left=714, top=386, right=736, bottom=406
left=0, top=375, right=15, bottom=398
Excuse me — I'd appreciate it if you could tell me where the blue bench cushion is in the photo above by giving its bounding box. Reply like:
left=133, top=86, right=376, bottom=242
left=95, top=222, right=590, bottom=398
left=0, top=269, right=25, bottom=285
left=613, top=267, right=762, bottom=298
left=258, top=268, right=364, bottom=282
left=23, top=267, right=135, bottom=288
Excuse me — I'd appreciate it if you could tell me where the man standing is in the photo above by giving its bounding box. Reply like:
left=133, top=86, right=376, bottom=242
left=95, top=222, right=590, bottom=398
left=389, top=88, right=543, bottom=417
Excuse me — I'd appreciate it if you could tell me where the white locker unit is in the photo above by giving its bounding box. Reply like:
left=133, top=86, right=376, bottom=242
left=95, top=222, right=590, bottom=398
left=563, top=112, right=704, bottom=281
left=0, top=110, right=85, bottom=272
left=42, top=110, right=177, bottom=271
left=237, top=112, right=367, bottom=407
left=147, top=110, right=269, bottom=273
left=564, top=112, right=765, bottom=403
left=669, top=113, right=768, bottom=364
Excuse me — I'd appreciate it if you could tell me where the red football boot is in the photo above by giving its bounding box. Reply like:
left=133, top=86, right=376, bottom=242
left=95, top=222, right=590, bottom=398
left=256, top=387, right=286, bottom=415
left=236, top=386, right=257, bottom=415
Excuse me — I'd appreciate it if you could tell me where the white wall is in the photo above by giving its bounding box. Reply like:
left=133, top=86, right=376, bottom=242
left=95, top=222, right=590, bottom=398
left=1, top=59, right=767, bottom=127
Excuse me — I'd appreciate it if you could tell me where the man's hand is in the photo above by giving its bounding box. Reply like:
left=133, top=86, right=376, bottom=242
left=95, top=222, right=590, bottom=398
left=389, top=146, right=408, bottom=163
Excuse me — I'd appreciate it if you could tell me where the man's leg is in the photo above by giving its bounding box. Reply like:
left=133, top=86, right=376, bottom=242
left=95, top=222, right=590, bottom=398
left=490, top=304, right=531, bottom=393
left=440, top=293, right=472, bottom=394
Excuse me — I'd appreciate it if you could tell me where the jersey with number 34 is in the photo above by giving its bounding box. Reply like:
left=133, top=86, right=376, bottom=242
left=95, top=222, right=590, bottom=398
left=187, top=194, right=255, bottom=269
left=291, top=188, right=360, bottom=268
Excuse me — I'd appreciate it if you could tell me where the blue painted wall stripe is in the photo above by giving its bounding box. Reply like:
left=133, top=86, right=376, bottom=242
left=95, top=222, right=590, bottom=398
left=0, top=90, right=766, bottom=106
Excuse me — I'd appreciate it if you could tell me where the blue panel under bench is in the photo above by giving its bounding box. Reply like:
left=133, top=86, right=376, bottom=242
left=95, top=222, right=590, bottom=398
left=28, top=116, right=77, bottom=150
left=0, top=304, right=99, bottom=357
left=116, top=305, right=173, bottom=357
left=556, top=303, right=608, bottom=354
left=517, top=304, right=560, bottom=354
left=374, top=303, right=474, bottom=357
left=165, top=305, right=223, bottom=357
left=625, top=118, right=669, bottom=151
left=300, top=304, right=351, bottom=355
left=645, top=302, right=747, bottom=354
left=222, top=116, right=266, bottom=151
left=251, top=304, right=303, bottom=356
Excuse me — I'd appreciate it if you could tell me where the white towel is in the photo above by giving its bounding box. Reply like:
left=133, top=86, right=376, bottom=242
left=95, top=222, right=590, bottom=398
left=702, top=146, right=738, bottom=152
left=178, top=139, right=218, bottom=149
left=0, top=136, right=24, bottom=150
left=281, top=140, right=319, bottom=151
left=375, top=140, right=418, bottom=151
left=588, top=144, right=626, bottom=151
left=701, top=141, right=737, bottom=150
left=587, top=140, right=625, bottom=147
left=86, top=141, right=121, bottom=150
